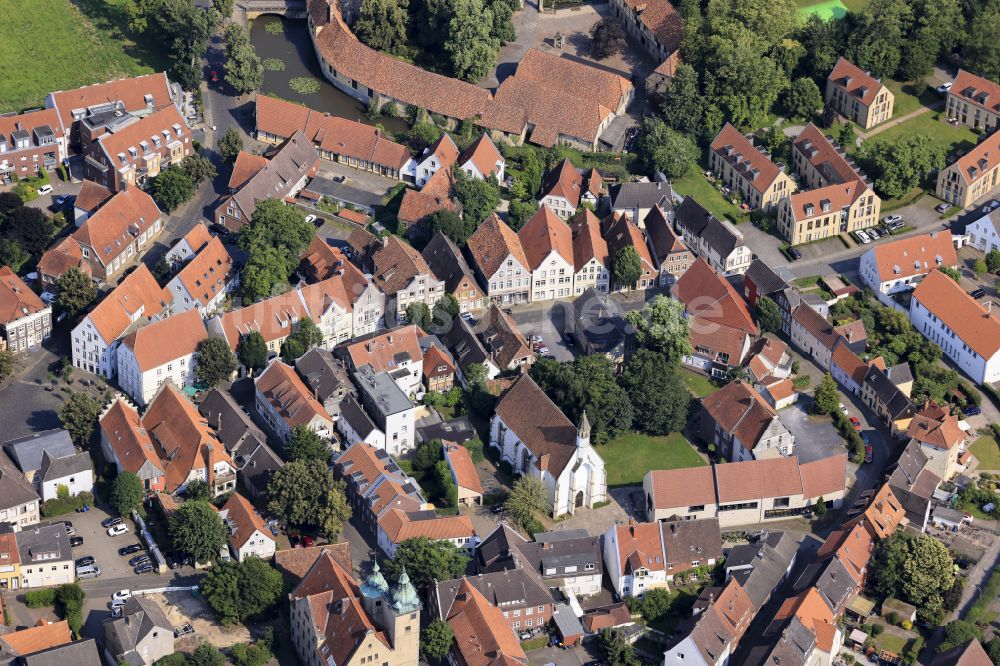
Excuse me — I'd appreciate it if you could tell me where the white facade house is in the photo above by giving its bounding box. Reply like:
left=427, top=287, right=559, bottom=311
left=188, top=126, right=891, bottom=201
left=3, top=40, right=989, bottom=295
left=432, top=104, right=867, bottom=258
left=910, top=269, right=1000, bottom=385
left=164, top=236, right=234, bottom=317
left=519, top=206, right=575, bottom=302
left=221, top=493, right=276, bottom=562
left=376, top=509, right=479, bottom=559
left=352, top=367, right=417, bottom=457
left=859, top=232, right=958, bottom=306
left=467, top=214, right=533, bottom=305
left=116, top=310, right=208, bottom=407
left=413, top=133, right=459, bottom=188
left=71, top=265, right=170, bottom=378
left=39, top=452, right=94, bottom=502
left=255, top=360, right=333, bottom=443
left=457, top=133, right=505, bottom=184
left=17, top=524, right=75, bottom=588
left=965, top=211, right=1000, bottom=255
left=490, top=375, right=607, bottom=517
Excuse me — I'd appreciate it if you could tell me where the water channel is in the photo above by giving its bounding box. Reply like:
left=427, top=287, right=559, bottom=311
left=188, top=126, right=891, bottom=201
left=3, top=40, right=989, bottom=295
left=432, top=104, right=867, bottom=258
left=249, top=15, right=409, bottom=135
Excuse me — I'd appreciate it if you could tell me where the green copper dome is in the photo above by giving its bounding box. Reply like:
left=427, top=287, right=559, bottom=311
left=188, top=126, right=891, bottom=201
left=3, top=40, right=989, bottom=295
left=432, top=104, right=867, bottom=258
left=361, top=561, right=389, bottom=599
left=391, top=569, right=421, bottom=614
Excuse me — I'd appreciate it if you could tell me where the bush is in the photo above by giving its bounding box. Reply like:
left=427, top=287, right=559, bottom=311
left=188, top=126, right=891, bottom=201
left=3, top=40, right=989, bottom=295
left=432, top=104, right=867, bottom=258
left=901, top=619, right=913, bottom=630
left=24, top=589, right=56, bottom=607
left=229, top=641, right=272, bottom=666
left=155, top=655, right=189, bottom=666
left=871, top=623, right=884, bottom=636
left=40, top=491, right=94, bottom=518
left=524, top=517, right=545, bottom=537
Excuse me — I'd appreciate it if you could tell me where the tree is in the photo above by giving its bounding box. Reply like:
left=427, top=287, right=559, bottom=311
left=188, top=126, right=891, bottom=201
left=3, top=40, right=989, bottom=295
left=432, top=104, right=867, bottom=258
left=189, top=643, right=225, bottom=666
left=503, top=475, right=548, bottom=529
left=847, top=0, right=913, bottom=79
left=421, top=619, right=455, bottom=660
left=0, top=191, right=22, bottom=216
left=964, top=1, right=1000, bottom=81
left=939, top=266, right=962, bottom=283
left=898, top=0, right=962, bottom=80
left=755, top=297, right=782, bottom=334
left=183, top=154, right=217, bottom=185
left=413, top=439, right=443, bottom=472
left=151, top=165, right=196, bottom=211
left=0, top=349, right=14, bottom=381
left=900, top=534, right=954, bottom=622
left=987, top=637, right=1000, bottom=666
left=200, top=558, right=284, bottom=624
left=218, top=127, right=244, bottom=163
left=453, top=169, right=500, bottom=225
left=613, top=246, right=643, bottom=290
left=781, top=77, right=823, bottom=120
left=445, top=0, right=499, bottom=81
left=624, top=295, right=692, bottom=362
left=266, top=460, right=352, bottom=539
left=240, top=247, right=288, bottom=302
left=428, top=209, right=473, bottom=246
left=110, top=472, right=145, bottom=516
left=987, top=249, right=1000, bottom=274
left=636, top=118, right=698, bottom=179
left=436, top=459, right=458, bottom=507
left=224, top=24, right=263, bottom=94
left=0, top=239, right=30, bottom=274
left=590, top=17, right=627, bottom=59
left=355, top=0, right=410, bottom=53
left=974, top=258, right=988, bottom=276
left=185, top=479, right=211, bottom=502
left=169, top=500, right=227, bottom=564
left=237, top=331, right=269, bottom=374
left=703, top=27, right=789, bottom=127
left=195, top=337, right=237, bottom=387
left=620, top=350, right=689, bottom=435
left=486, top=0, right=516, bottom=43
left=214, top=0, right=235, bottom=16
left=860, top=134, right=946, bottom=199
left=598, top=628, right=640, bottom=666
left=639, top=588, right=674, bottom=621
left=435, top=293, right=460, bottom=319
left=2, top=206, right=54, bottom=256
left=812, top=373, right=840, bottom=415
left=60, top=391, right=102, bottom=446
left=54, top=267, right=97, bottom=318
left=507, top=199, right=539, bottom=231
left=280, top=317, right=323, bottom=363
left=836, top=122, right=856, bottom=150
left=382, top=537, right=469, bottom=590
left=814, top=495, right=827, bottom=517
left=229, top=642, right=272, bottom=666
left=288, top=425, right=330, bottom=462
left=406, top=302, right=432, bottom=330
left=531, top=355, right=633, bottom=443
left=238, top=200, right=316, bottom=299
left=659, top=64, right=707, bottom=141
left=939, top=621, right=983, bottom=652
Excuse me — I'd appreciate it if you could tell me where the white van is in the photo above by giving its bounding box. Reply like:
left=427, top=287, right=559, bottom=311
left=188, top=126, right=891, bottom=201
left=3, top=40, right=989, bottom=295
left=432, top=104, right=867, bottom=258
left=36, top=184, right=53, bottom=196
left=76, top=564, right=102, bottom=579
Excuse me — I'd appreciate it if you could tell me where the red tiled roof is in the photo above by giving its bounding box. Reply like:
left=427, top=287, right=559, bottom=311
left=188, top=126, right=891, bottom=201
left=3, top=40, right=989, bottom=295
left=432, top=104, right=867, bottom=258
left=951, top=126, right=1000, bottom=186
left=346, top=325, right=422, bottom=374
left=274, top=542, right=352, bottom=579
left=222, top=492, right=270, bottom=550
left=467, top=213, right=529, bottom=278
left=518, top=205, right=574, bottom=270
left=828, top=58, right=886, bottom=107
left=799, top=453, right=847, bottom=500
left=674, top=259, right=758, bottom=335
left=377, top=508, right=475, bottom=543
left=120, top=309, right=208, bottom=372
left=0, top=108, right=64, bottom=147
left=570, top=209, right=610, bottom=269
left=793, top=123, right=866, bottom=185
left=701, top=381, right=780, bottom=451
left=494, top=374, right=577, bottom=476
left=48, top=73, right=172, bottom=131
left=869, top=231, right=957, bottom=282
left=444, top=442, right=483, bottom=494
left=229, top=151, right=268, bottom=190
left=906, top=400, right=965, bottom=450
left=255, top=360, right=331, bottom=429
left=458, top=133, right=503, bottom=180
left=0, top=621, right=71, bottom=656
left=710, top=123, right=783, bottom=195
left=950, top=69, right=1000, bottom=116
left=370, top=237, right=436, bottom=295
left=173, top=236, right=232, bottom=307
left=73, top=187, right=162, bottom=268
left=912, top=269, right=1000, bottom=360
left=714, top=457, right=804, bottom=503
left=621, top=0, right=683, bottom=52
left=614, top=522, right=665, bottom=574
left=647, top=466, right=716, bottom=510
left=84, top=264, right=170, bottom=343
left=446, top=579, right=528, bottom=666
left=96, top=105, right=188, bottom=169
left=100, top=399, right=163, bottom=477
left=0, top=267, right=47, bottom=325
left=603, top=215, right=655, bottom=273
left=73, top=179, right=114, bottom=214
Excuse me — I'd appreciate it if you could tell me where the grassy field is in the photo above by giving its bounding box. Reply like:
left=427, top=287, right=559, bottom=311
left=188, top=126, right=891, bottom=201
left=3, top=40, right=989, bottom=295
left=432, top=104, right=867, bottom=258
left=865, top=112, right=979, bottom=157
left=0, top=0, right=165, bottom=112
left=797, top=0, right=849, bottom=20
left=680, top=368, right=718, bottom=398
left=883, top=79, right=940, bottom=118
left=971, top=436, right=1000, bottom=471
left=673, top=165, right=747, bottom=224
left=601, top=432, right=706, bottom=487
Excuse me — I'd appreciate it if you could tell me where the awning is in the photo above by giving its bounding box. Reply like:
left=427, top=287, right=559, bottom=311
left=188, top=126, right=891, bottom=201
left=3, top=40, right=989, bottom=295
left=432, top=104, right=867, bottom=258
left=848, top=596, right=875, bottom=616
left=850, top=629, right=868, bottom=644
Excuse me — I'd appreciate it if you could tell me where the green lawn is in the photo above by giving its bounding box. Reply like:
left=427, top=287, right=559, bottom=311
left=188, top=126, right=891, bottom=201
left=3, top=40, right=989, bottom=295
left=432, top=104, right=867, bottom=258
left=864, top=112, right=979, bottom=158
left=797, top=0, right=849, bottom=20
left=971, top=436, right=1000, bottom=471
left=0, top=0, right=166, bottom=112
left=601, top=432, right=706, bottom=487
left=672, top=166, right=748, bottom=224
left=883, top=79, right=939, bottom=118
left=681, top=368, right=718, bottom=398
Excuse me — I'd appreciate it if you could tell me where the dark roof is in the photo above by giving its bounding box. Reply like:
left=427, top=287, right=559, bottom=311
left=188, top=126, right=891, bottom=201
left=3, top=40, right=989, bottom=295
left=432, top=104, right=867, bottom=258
left=863, top=367, right=915, bottom=420
left=198, top=388, right=267, bottom=457
left=811, top=556, right=856, bottom=614
left=441, top=316, right=490, bottom=371
left=511, top=530, right=603, bottom=580
left=39, top=450, right=91, bottom=483
left=3, top=430, right=75, bottom=474
left=571, top=288, right=627, bottom=355
left=494, top=375, right=578, bottom=477
left=20, top=638, right=101, bottom=666
left=435, top=569, right=553, bottom=617
left=421, top=231, right=479, bottom=294
left=339, top=394, right=379, bottom=438
left=295, top=347, right=353, bottom=404
left=103, top=597, right=171, bottom=658
left=661, top=518, right=723, bottom=566
left=886, top=362, right=914, bottom=386
left=930, top=640, right=993, bottom=666
left=728, top=532, right=798, bottom=609
left=473, top=305, right=533, bottom=369
left=745, top=260, right=787, bottom=299
left=237, top=443, right=284, bottom=494
left=17, top=524, right=70, bottom=565
left=674, top=196, right=743, bottom=259
left=416, top=416, right=478, bottom=445
left=231, top=131, right=318, bottom=216
left=610, top=181, right=673, bottom=211
left=644, top=206, right=688, bottom=263
left=476, top=523, right=529, bottom=572
left=889, top=441, right=941, bottom=527
left=0, top=454, right=39, bottom=513
left=758, top=616, right=817, bottom=666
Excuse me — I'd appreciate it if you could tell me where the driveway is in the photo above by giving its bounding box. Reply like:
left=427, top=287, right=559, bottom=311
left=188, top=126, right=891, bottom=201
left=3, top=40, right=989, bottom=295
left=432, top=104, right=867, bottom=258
left=779, top=398, right=852, bottom=464
left=508, top=300, right=578, bottom=362
left=527, top=641, right=602, bottom=666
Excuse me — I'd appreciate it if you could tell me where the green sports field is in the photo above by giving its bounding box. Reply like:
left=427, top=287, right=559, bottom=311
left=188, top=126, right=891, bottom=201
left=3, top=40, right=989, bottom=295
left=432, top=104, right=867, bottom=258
left=797, top=0, right=849, bottom=20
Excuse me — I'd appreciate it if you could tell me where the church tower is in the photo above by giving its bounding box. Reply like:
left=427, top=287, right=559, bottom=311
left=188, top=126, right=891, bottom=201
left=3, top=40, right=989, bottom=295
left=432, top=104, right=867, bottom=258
left=381, top=569, right=421, bottom=665
left=576, top=410, right=591, bottom=449
left=359, top=560, right=390, bottom=621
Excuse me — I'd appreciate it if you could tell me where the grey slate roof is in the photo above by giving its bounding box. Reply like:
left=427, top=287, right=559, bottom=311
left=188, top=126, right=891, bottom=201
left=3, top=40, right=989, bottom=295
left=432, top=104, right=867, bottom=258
left=552, top=602, right=585, bottom=638
left=440, top=316, right=489, bottom=371
left=3, top=430, right=75, bottom=475
left=353, top=366, right=413, bottom=417
left=0, top=454, right=39, bottom=513
left=421, top=231, right=479, bottom=294
left=610, top=181, right=673, bottom=212
left=435, top=569, right=553, bottom=618
left=675, top=196, right=743, bottom=259
left=198, top=388, right=267, bottom=457
left=39, top=450, right=91, bottom=483
left=886, top=362, right=914, bottom=386
left=643, top=206, right=687, bottom=263
left=571, top=287, right=627, bottom=355
left=889, top=440, right=941, bottom=528
left=728, top=532, right=797, bottom=609
left=237, top=443, right=284, bottom=496
left=295, top=348, right=354, bottom=405
left=104, top=596, right=171, bottom=659
left=475, top=523, right=529, bottom=572
left=416, top=416, right=477, bottom=445
left=759, top=616, right=817, bottom=666
left=339, top=394, right=379, bottom=439
left=661, top=518, right=723, bottom=566
left=745, top=260, right=788, bottom=299
left=232, top=131, right=318, bottom=217
left=17, top=524, right=70, bottom=565
left=20, top=638, right=101, bottom=666
left=863, top=366, right=915, bottom=420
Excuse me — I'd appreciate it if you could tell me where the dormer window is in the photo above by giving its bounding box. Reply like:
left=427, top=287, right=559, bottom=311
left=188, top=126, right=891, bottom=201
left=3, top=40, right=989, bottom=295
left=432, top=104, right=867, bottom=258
left=152, top=135, right=162, bottom=147
left=128, top=147, right=138, bottom=159
left=144, top=93, right=154, bottom=106
left=163, top=129, right=171, bottom=141
left=139, top=140, right=149, bottom=153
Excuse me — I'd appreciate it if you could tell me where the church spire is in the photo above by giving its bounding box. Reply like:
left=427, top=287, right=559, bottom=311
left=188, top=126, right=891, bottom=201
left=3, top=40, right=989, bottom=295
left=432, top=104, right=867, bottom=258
left=577, top=410, right=591, bottom=446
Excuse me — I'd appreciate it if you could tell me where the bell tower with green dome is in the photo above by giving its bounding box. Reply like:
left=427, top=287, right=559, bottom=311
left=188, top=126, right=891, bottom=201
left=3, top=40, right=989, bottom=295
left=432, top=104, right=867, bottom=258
left=380, top=568, right=421, bottom=662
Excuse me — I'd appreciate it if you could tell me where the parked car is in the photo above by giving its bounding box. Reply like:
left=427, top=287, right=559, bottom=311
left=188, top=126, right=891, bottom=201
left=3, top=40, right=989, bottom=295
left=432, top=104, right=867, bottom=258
left=937, top=82, right=953, bottom=94
left=119, top=544, right=143, bottom=556
left=75, top=556, right=95, bottom=568
left=850, top=416, right=862, bottom=431
left=881, top=214, right=903, bottom=225
left=963, top=404, right=982, bottom=416
left=210, top=70, right=219, bottom=83
left=788, top=247, right=802, bottom=260
left=107, top=524, right=129, bottom=537
left=867, top=227, right=881, bottom=240
left=37, top=184, right=53, bottom=196
left=838, top=403, right=849, bottom=416
left=76, top=565, right=101, bottom=580
left=301, top=535, right=315, bottom=548
left=304, top=214, right=318, bottom=226
left=174, top=623, right=194, bottom=638
left=39, top=291, right=56, bottom=304
left=112, top=589, right=132, bottom=602
left=886, top=219, right=905, bottom=231
left=69, top=536, right=83, bottom=547
left=936, top=203, right=951, bottom=214
left=101, top=516, right=123, bottom=529
left=969, top=288, right=986, bottom=299
left=109, top=598, right=127, bottom=609
left=63, top=521, right=75, bottom=535
left=856, top=231, right=871, bottom=244
left=134, top=563, right=155, bottom=575
left=864, top=444, right=874, bottom=464
left=129, top=554, right=150, bottom=567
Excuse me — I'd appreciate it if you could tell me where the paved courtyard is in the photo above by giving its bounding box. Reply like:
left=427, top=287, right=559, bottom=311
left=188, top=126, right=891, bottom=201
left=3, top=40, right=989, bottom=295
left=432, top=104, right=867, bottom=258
left=778, top=397, right=852, bottom=464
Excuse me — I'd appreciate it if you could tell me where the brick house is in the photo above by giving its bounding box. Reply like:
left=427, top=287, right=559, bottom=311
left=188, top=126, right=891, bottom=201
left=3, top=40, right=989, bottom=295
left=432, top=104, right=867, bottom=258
left=84, top=105, right=191, bottom=191
left=0, top=108, right=66, bottom=184
left=70, top=186, right=163, bottom=283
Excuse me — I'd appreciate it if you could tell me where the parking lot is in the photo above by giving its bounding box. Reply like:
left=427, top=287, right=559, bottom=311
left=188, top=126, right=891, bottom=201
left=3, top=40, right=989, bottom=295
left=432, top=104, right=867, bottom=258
left=778, top=397, right=856, bottom=464
left=61, top=504, right=145, bottom=582
left=507, top=301, right=578, bottom=363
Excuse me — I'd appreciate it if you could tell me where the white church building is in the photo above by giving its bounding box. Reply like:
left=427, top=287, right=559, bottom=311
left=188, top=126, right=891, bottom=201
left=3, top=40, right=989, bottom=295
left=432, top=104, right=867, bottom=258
left=489, top=374, right=606, bottom=517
